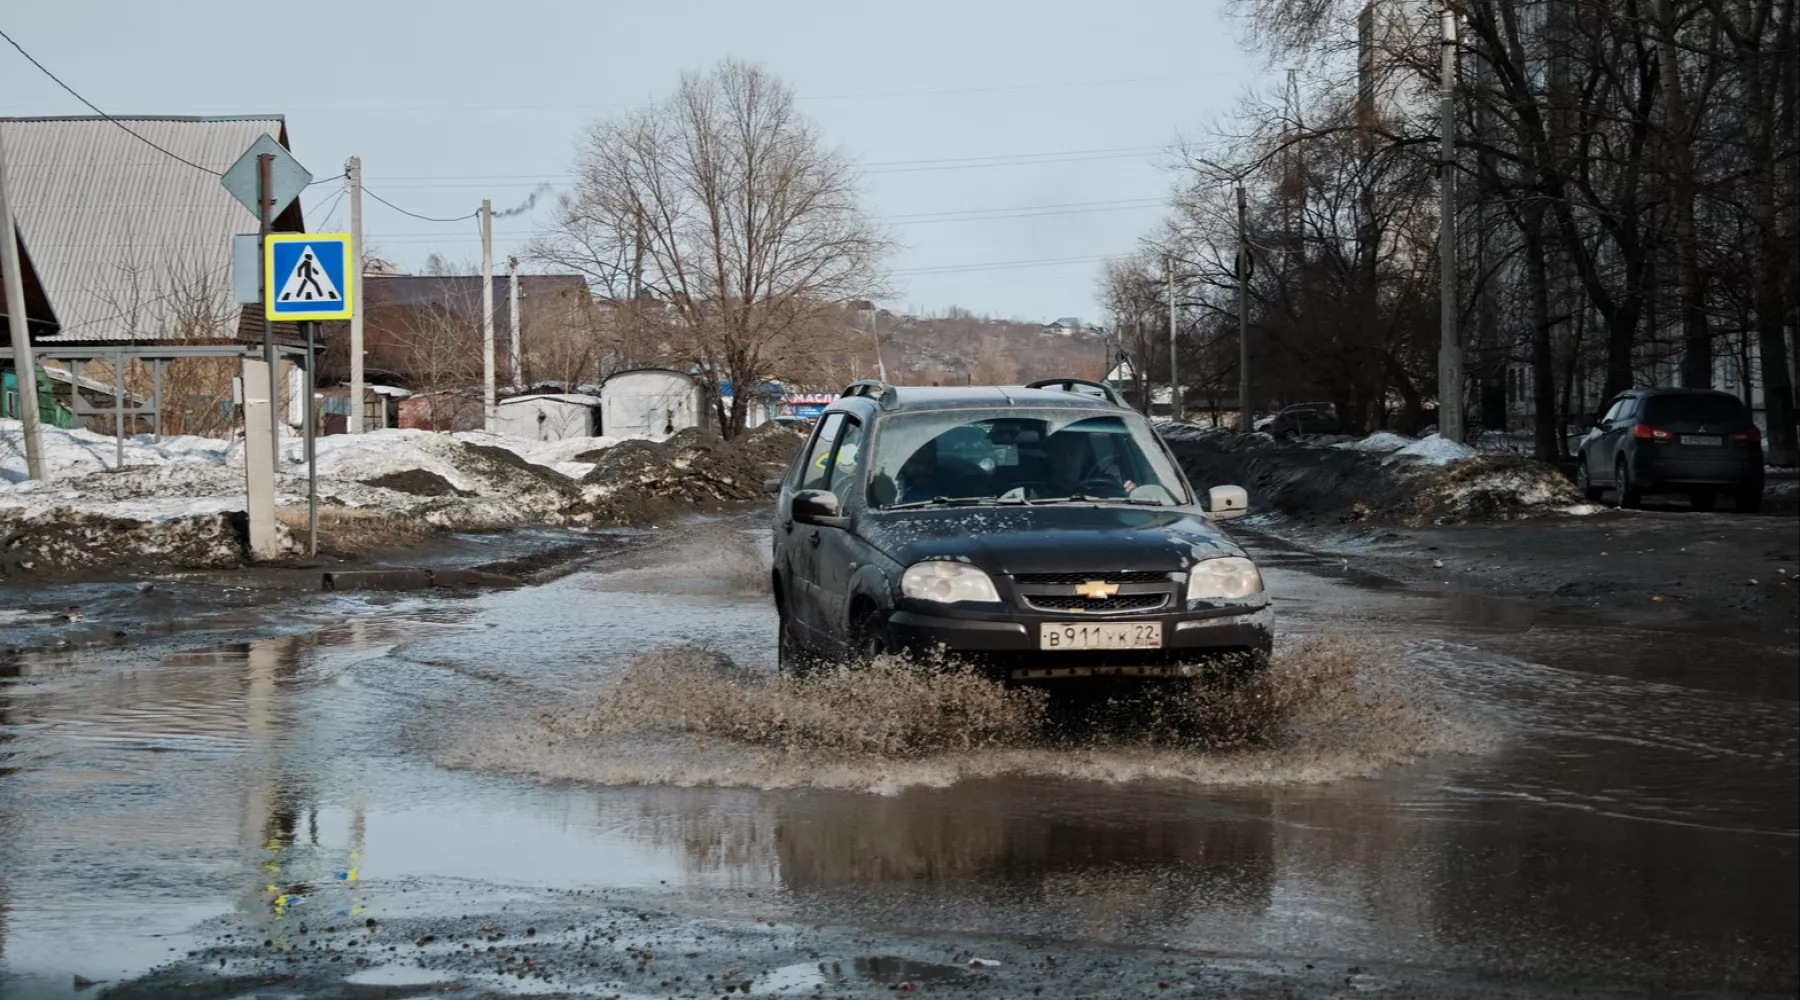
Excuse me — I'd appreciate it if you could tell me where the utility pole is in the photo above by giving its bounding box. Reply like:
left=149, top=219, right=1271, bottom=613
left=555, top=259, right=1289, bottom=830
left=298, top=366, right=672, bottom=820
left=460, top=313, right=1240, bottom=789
left=1166, top=254, right=1179, bottom=422
left=870, top=306, right=887, bottom=382
left=1237, top=184, right=1252, bottom=432
left=1438, top=4, right=1465, bottom=442
left=480, top=199, right=495, bottom=431
left=259, top=152, right=281, bottom=472
left=347, top=156, right=365, bottom=433
left=0, top=126, right=45, bottom=480
left=508, top=256, right=522, bottom=390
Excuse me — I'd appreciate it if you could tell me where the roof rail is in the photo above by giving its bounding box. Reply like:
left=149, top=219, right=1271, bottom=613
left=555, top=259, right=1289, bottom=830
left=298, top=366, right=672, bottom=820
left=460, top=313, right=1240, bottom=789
left=1024, top=377, right=1128, bottom=408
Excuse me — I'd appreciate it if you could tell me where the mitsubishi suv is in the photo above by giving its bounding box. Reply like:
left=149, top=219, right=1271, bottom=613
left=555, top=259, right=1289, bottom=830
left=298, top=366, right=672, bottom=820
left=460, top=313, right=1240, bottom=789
left=767, top=379, right=1273, bottom=683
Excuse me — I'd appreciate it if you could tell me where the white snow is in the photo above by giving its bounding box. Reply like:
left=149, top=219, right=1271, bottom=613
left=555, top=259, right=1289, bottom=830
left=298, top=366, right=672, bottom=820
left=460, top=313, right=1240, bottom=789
left=1, top=419, right=234, bottom=485
left=1389, top=434, right=1478, bottom=466
left=1333, top=431, right=1415, bottom=453
left=3, top=422, right=623, bottom=524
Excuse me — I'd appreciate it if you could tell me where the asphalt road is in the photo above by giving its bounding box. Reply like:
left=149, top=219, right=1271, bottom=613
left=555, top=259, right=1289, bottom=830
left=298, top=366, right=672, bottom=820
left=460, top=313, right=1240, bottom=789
left=1, top=519, right=1794, bottom=999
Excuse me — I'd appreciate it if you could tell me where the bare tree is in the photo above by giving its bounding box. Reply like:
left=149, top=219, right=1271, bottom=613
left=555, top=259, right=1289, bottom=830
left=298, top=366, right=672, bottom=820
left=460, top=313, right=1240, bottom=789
left=533, top=60, right=892, bottom=437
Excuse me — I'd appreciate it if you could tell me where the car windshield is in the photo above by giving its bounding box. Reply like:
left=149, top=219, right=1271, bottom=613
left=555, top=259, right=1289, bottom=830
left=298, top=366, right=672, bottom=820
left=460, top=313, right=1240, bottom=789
left=1644, top=394, right=1750, bottom=424
left=866, top=408, right=1189, bottom=507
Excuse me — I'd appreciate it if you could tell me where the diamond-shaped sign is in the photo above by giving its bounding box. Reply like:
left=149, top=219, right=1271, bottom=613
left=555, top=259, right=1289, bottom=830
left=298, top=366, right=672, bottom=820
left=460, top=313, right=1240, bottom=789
left=220, top=134, right=313, bottom=222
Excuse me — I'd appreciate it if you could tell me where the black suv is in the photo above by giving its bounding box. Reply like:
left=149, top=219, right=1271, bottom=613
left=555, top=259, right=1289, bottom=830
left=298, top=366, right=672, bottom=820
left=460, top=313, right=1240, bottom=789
left=768, top=379, right=1272, bottom=683
left=1575, top=388, right=1764, bottom=511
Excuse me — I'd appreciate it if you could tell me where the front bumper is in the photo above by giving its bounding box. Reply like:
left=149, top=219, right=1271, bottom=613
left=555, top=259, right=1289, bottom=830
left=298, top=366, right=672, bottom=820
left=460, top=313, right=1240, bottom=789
left=887, top=603, right=1274, bottom=679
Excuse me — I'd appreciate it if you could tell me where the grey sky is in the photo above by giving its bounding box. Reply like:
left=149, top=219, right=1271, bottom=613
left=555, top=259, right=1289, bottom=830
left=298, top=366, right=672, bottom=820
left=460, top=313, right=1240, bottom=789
left=4, top=1, right=1268, bottom=323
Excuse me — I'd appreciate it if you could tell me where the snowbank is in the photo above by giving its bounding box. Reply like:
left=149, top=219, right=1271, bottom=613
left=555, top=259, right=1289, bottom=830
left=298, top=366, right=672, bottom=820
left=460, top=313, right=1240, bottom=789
left=1389, top=434, right=1477, bottom=466
left=1332, top=431, right=1414, bottom=453
left=1, top=419, right=234, bottom=484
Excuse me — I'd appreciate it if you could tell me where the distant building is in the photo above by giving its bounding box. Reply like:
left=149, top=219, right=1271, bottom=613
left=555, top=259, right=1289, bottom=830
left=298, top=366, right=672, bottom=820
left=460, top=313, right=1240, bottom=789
left=600, top=368, right=706, bottom=441
left=493, top=393, right=602, bottom=441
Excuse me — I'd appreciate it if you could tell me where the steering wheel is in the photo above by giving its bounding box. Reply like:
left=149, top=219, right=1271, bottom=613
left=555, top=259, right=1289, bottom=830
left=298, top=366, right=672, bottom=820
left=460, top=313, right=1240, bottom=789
left=1074, top=475, right=1129, bottom=497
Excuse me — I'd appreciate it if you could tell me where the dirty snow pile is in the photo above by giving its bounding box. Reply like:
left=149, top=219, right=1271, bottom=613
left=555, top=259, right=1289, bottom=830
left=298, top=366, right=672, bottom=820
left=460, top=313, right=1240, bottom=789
left=1386, top=434, right=1479, bottom=467
left=1399, top=453, right=1581, bottom=523
left=2, top=417, right=810, bottom=577
left=1332, top=431, right=1415, bottom=454
left=579, top=423, right=809, bottom=523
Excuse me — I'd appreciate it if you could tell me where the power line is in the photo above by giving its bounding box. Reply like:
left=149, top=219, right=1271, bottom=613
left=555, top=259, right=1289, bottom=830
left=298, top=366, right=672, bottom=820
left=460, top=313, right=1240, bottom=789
left=0, top=27, right=224, bottom=177
left=361, top=186, right=479, bottom=223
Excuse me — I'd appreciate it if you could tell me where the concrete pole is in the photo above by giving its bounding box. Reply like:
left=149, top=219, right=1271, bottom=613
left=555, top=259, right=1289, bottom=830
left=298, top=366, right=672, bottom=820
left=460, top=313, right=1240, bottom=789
left=1237, top=183, right=1252, bottom=432
left=347, top=156, right=365, bottom=433
left=508, top=255, right=522, bottom=390
left=1438, top=5, right=1465, bottom=442
left=1167, top=254, right=1179, bottom=422
left=0, top=122, right=46, bottom=480
left=481, top=199, right=496, bottom=431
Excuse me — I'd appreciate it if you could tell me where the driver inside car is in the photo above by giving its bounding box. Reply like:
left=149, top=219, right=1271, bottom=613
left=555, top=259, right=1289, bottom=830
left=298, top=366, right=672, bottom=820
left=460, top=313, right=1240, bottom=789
left=1046, top=429, right=1134, bottom=497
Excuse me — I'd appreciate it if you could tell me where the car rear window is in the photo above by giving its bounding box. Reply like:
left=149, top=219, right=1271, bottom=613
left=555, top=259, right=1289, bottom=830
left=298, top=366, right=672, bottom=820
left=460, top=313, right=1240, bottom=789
left=1643, top=394, right=1750, bottom=424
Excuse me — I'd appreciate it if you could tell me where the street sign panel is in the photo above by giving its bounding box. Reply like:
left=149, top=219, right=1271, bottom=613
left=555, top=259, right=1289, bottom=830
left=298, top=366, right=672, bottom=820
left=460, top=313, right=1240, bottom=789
left=221, top=135, right=313, bottom=222
left=231, top=234, right=261, bottom=304
left=264, top=233, right=354, bottom=321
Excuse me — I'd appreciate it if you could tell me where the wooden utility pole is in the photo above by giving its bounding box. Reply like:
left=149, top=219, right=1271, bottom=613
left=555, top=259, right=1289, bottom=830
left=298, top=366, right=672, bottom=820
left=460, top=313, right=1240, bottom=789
left=0, top=121, right=46, bottom=480
left=481, top=199, right=495, bottom=431
left=347, top=156, right=365, bottom=432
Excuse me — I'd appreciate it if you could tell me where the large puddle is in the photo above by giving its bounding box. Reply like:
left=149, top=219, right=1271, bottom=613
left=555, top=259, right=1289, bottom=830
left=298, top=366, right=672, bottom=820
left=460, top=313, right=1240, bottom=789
left=2, top=522, right=1795, bottom=996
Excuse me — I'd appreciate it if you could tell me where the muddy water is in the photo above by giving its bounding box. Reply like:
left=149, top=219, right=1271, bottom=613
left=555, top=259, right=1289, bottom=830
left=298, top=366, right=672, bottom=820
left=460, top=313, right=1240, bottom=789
left=1, top=526, right=1795, bottom=997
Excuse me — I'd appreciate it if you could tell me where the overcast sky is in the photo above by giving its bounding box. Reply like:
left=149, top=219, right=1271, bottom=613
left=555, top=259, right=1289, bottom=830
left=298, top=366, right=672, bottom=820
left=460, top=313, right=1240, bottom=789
left=3, top=1, right=1270, bottom=323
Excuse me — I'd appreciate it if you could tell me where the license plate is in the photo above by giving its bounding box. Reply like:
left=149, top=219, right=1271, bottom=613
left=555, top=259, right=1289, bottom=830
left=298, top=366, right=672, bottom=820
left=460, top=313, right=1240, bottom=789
left=1680, top=435, right=1723, bottom=446
left=1039, top=622, right=1163, bottom=650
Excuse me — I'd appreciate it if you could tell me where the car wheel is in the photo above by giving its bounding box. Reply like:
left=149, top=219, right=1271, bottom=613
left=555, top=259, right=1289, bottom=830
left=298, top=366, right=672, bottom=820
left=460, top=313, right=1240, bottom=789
left=1615, top=459, right=1643, bottom=509
left=777, top=608, right=812, bottom=675
left=1735, top=483, right=1763, bottom=513
left=852, top=608, right=891, bottom=666
left=1689, top=490, right=1717, bottom=512
left=1577, top=456, right=1604, bottom=501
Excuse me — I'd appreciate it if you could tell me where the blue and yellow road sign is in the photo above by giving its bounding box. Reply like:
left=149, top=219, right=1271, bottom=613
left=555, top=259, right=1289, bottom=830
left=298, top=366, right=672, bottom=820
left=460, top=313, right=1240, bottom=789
left=264, top=233, right=355, bottom=321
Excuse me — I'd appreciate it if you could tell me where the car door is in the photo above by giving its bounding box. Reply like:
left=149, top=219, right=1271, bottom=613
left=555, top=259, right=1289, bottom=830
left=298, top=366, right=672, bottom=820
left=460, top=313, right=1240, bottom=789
left=781, top=412, right=845, bottom=640
left=1585, top=396, right=1630, bottom=481
left=811, top=416, right=868, bottom=649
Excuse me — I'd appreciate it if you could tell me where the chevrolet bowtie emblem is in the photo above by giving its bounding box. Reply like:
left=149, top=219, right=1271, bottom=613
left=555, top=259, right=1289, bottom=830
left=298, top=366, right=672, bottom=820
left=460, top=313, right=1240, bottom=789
left=1076, top=580, right=1119, bottom=599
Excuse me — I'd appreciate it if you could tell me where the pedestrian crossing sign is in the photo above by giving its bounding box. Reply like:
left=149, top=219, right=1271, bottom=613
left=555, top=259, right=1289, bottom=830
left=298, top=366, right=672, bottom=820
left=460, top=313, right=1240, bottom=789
left=264, top=233, right=354, bottom=321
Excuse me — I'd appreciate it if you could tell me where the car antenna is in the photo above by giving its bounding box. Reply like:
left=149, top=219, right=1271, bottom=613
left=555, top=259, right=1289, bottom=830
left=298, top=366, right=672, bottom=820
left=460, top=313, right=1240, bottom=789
left=996, top=386, right=1016, bottom=406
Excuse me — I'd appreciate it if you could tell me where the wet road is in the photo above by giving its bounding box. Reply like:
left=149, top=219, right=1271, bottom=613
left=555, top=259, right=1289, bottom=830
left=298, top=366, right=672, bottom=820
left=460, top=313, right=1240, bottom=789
left=1, top=524, right=1795, bottom=998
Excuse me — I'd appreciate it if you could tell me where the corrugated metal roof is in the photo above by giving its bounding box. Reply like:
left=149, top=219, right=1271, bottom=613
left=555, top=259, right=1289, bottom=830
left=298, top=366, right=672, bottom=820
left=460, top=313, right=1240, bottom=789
left=0, top=115, right=304, bottom=343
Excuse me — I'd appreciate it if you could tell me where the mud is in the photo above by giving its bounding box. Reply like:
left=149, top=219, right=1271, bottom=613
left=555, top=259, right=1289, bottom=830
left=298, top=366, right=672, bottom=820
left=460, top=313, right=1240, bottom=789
left=358, top=469, right=472, bottom=498
left=0, top=508, right=263, bottom=582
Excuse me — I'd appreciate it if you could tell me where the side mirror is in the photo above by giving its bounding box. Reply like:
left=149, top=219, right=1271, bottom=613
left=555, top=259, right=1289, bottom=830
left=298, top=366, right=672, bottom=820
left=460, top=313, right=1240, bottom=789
left=791, top=489, right=846, bottom=526
left=764, top=477, right=783, bottom=494
left=1589, top=413, right=1604, bottom=429
left=1207, top=484, right=1249, bottom=521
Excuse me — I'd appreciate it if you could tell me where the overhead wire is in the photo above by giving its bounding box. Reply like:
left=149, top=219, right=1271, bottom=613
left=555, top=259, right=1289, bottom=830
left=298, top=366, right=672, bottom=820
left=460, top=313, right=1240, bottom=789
left=0, top=26, right=223, bottom=177
left=360, top=187, right=480, bottom=223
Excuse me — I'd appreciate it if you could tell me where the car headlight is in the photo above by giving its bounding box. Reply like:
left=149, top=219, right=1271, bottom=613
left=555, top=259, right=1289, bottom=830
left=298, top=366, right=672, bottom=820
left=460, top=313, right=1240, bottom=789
left=902, top=561, right=1000, bottom=604
left=1186, top=557, right=1263, bottom=601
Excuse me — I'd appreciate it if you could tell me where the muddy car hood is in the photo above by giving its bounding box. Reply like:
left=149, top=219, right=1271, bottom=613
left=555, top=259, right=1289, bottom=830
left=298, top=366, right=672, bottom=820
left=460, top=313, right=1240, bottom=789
left=856, top=505, right=1245, bottom=575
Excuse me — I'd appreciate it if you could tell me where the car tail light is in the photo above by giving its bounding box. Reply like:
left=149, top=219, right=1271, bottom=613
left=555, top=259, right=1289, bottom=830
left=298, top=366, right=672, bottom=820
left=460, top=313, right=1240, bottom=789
left=1731, top=427, right=1761, bottom=443
left=1633, top=424, right=1672, bottom=440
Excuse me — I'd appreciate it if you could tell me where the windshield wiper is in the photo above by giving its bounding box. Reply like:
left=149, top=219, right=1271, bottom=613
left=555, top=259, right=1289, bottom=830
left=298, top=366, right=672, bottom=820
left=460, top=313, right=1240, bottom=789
left=882, top=496, right=998, bottom=510
left=1023, top=494, right=1169, bottom=506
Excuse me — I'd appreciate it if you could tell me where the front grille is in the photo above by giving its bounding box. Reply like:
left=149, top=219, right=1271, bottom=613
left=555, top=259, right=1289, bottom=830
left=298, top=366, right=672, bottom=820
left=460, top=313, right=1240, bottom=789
left=1024, top=593, right=1169, bottom=614
left=1012, top=571, right=1173, bottom=586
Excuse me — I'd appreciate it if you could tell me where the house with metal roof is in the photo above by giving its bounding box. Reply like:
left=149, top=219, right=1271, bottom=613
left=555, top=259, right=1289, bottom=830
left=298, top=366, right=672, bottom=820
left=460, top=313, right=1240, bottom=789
left=0, top=115, right=310, bottom=434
